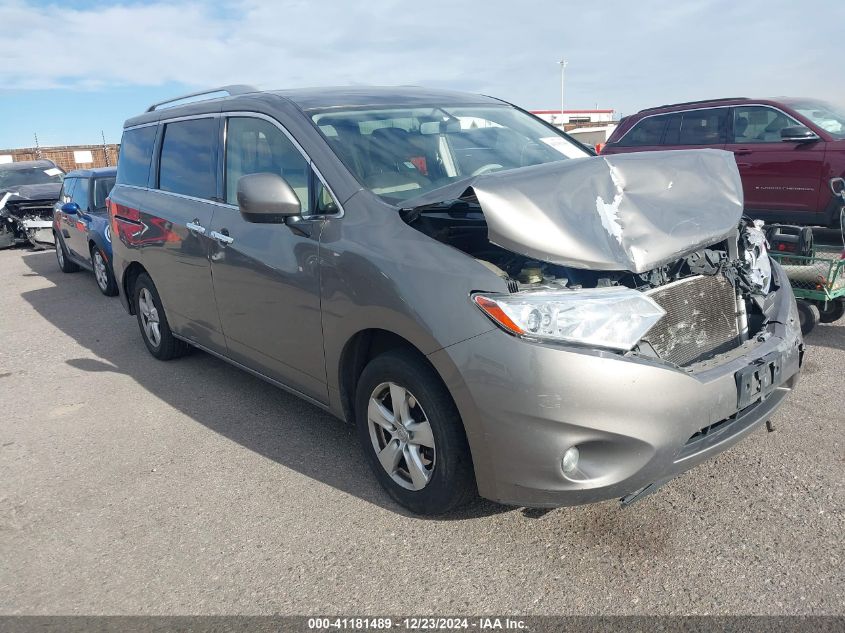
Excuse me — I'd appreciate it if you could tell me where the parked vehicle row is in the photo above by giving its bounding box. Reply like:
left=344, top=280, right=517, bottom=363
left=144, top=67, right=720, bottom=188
left=94, top=85, right=804, bottom=515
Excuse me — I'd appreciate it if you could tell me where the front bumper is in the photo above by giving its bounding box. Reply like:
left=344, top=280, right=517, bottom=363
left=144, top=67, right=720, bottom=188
left=429, top=266, right=803, bottom=507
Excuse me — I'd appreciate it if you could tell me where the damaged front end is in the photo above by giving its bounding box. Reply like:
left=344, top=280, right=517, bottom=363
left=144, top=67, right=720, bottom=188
left=0, top=185, right=60, bottom=249
left=402, top=149, right=793, bottom=370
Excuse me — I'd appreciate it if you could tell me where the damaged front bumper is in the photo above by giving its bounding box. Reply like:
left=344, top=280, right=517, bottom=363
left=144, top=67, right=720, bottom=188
left=428, top=262, right=803, bottom=508
left=0, top=192, right=57, bottom=248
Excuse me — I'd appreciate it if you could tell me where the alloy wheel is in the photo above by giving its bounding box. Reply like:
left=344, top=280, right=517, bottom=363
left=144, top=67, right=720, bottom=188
left=56, top=242, right=64, bottom=267
left=367, top=382, right=436, bottom=491
left=93, top=250, right=109, bottom=291
left=138, top=288, right=161, bottom=347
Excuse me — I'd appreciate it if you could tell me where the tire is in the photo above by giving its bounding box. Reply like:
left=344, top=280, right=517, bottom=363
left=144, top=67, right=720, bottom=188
left=91, top=244, right=118, bottom=296
left=132, top=273, right=189, bottom=360
left=55, top=233, right=80, bottom=273
left=797, top=300, right=820, bottom=336
left=816, top=299, right=845, bottom=324
left=354, top=349, right=476, bottom=515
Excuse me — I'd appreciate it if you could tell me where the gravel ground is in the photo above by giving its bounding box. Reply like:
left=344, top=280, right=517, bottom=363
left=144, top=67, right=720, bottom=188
left=1, top=247, right=842, bottom=615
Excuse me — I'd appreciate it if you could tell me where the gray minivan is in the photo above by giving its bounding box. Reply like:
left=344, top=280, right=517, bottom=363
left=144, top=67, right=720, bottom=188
left=109, top=85, right=803, bottom=514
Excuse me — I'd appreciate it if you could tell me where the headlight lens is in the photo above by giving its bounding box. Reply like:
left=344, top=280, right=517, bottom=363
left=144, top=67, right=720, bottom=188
left=473, top=287, right=666, bottom=351
left=744, top=222, right=771, bottom=294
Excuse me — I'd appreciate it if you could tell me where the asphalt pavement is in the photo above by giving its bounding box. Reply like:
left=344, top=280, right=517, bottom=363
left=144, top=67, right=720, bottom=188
left=1, top=247, right=843, bottom=615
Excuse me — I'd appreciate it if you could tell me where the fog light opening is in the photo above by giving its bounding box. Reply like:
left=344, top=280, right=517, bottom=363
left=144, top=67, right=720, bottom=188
left=562, top=446, right=580, bottom=474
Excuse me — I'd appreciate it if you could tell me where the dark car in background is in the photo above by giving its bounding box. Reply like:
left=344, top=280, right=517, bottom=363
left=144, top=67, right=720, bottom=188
left=53, top=167, right=118, bottom=295
left=602, top=97, right=845, bottom=227
left=0, top=159, right=65, bottom=248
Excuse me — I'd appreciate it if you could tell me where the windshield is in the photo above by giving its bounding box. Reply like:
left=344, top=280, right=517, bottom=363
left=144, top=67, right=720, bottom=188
left=93, top=176, right=116, bottom=209
left=0, top=164, right=64, bottom=190
left=790, top=100, right=845, bottom=139
left=311, top=105, right=590, bottom=202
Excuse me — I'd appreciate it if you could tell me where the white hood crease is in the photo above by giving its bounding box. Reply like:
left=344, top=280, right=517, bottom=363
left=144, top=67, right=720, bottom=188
left=459, top=149, right=745, bottom=273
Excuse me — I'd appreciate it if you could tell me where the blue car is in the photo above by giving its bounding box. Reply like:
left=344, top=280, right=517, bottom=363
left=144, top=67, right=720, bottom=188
left=53, top=167, right=118, bottom=296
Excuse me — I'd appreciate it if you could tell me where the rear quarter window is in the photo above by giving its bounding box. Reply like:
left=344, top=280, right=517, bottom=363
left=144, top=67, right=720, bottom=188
left=158, top=118, right=217, bottom=200
left=116, top=126, right=157, bottom=187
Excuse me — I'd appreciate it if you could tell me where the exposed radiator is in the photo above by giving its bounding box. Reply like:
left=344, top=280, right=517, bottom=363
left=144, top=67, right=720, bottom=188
left=643, top=274, right=740, bottom=366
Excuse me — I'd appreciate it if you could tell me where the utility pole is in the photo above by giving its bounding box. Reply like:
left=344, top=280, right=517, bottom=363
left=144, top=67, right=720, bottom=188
left=34, top=132, right=42, bottom=159
left=102, top=130, right=110, bottom=166
left=558, top=59, right=568, bottom=128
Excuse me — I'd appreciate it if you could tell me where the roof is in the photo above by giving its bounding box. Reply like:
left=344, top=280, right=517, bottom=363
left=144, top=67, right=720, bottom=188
left=270, top=85, right=504, bottom=111
left=0, top=159, right=59, bottom=171
left=636, top=97, right=757, bottom=113
left=531, top=109, right=614, bottom=114
left=64, top=166, right=117, bottom=178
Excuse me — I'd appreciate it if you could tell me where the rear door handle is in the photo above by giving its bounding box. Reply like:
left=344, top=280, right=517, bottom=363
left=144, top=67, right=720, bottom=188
left=186, top=220, right=206, bottom=235
left=209, top=229, right=234, bottom=245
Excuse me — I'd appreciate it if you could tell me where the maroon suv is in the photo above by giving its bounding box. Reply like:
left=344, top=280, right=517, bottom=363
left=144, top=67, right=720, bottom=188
left=602, top=98, right=845, bottom=227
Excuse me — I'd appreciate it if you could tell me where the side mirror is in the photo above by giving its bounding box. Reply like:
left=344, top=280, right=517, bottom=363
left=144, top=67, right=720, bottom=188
left=237, top=173, right=301, bottom=224
left=61, top=202, right=80, bottom=214
left=780, top=126, right=820, bottom=143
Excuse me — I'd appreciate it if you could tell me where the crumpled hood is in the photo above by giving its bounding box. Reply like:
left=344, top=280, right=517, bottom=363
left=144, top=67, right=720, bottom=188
left=409, top=149, right=744, bottom=273
left=1, top=182, right=62, bottom=202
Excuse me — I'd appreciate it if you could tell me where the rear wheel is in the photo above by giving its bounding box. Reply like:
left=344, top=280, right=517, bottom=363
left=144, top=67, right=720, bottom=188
left=816, top=299, right=845, bottom=323
left=354, top=349, right=476, bottom=515
left=55, top=233, right=80, bottom=273
left=797, top=300, right=820, bottom=335
left=132, top=273, right=189, bottom=360
left=91, top=244, right=118, bottom=296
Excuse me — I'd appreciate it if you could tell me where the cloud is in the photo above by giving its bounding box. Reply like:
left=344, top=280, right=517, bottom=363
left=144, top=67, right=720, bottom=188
left=2, top=0, right=844, bottom=113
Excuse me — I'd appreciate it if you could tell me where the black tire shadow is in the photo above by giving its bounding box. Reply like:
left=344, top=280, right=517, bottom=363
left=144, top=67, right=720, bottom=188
left=21, top=251, right=507, bottom=521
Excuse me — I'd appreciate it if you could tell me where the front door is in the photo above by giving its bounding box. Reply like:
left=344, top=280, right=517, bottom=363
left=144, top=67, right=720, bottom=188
left=725, top=105, right=826, bottom=217
left=207, top=115, right=327, bottom=402
left=65, top=176, right=91, bottom=260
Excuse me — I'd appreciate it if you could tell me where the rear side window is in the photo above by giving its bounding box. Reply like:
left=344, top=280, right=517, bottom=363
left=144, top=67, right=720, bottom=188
left=116, top=126, right=157, bottom=187
left=71, top=177, right=90, bottom=209
left=93, top=177, right=116, bottom=209
left=617, top=114, right=668, bottom=146
left=673, top=109, right=727, bottom=145
left=158, top=118, right=217, bottom=200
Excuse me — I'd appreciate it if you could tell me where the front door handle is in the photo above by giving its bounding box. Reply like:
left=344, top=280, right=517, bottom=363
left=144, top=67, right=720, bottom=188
left=209, top=229, right=234, bottom=245
left=186, top=220, right=206, bottom=235
left=733, top=148, right=752, bottom=156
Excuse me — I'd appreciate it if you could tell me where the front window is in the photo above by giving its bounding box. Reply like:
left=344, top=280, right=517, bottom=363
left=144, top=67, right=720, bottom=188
left=732, top=106, right=801, bottom=143
left=0, top=164, right=64, bottom=189
left=788, top=100, right=845, bottom=139
left=311, top=105, right=589, bottom=202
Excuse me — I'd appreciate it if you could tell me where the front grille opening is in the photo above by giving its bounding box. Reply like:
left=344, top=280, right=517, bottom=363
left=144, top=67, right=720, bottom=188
left=643, top=274, right=741, bottom=366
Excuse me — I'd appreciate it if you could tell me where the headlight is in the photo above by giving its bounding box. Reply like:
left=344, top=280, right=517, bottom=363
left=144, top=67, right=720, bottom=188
left=744, top=221, right=771, bottom=294
left=473, top=287, right=666, bottom=351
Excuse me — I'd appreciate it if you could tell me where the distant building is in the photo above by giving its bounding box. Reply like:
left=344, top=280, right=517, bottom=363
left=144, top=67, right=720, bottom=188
left=0, top=144, right=119, bottom=172
left=531, top=109, right=615, bottom=130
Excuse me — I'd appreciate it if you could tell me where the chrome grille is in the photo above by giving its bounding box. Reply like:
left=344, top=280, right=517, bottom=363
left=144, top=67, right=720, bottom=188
left=642, top=274, right=740, bottom=366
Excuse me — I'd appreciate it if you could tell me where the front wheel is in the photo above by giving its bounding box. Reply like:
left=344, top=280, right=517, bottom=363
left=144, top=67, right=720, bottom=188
left=55, top=233, right=80, bottom=273
left=354, top=349, right=476, bottom=515
left=132, top=273, right=189, bottom=360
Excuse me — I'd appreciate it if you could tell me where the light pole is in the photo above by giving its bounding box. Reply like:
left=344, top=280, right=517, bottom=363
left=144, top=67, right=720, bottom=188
left=558, top=59, right=568, bottom=128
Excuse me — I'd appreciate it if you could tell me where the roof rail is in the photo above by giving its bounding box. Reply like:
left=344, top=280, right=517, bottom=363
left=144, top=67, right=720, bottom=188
left=638, top=97, right=749, bottom=114
left=146, top=85, right=259, bottom=112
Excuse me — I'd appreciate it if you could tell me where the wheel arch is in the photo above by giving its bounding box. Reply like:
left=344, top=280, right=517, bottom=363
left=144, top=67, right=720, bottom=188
left=121, top=261, right=148, bottom=315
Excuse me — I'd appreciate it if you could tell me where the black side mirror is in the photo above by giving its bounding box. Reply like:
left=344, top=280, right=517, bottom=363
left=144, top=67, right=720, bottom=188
left=780, top=126, right=820, bottom=143
left=237, top=173, right=302, bottom=224
left=61, top=202, right=80, bottom=215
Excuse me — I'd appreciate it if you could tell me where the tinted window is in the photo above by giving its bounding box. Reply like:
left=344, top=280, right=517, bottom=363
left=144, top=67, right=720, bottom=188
left=60, top=178, right=77, bottom=204
left=71, top=177, right=90, bottom=209
left=93, top=177, right=116, bottom=209
left=158, top=118, right=217, bottom=200
left=617, top=114, right=668, bottom=146
left=732, top=106, right=801, bottom=143
left=225, top=117, right=310, bottom=212
left=675, top=109, right=727, bottom=145
left=116, top=126, right=156, bottom=187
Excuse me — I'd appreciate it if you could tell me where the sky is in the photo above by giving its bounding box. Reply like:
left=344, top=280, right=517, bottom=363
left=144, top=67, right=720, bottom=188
left=1, top=0, right=844, bottom=148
